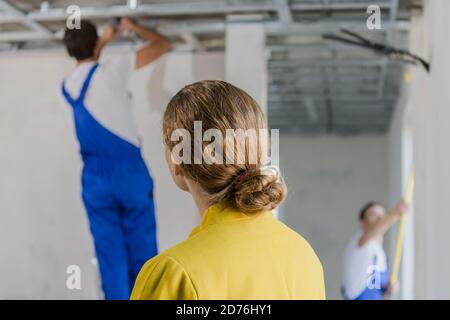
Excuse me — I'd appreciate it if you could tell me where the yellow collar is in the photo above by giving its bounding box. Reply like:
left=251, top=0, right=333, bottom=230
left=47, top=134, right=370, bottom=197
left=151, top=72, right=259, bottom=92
left=189, top=202, right=274, bottom=238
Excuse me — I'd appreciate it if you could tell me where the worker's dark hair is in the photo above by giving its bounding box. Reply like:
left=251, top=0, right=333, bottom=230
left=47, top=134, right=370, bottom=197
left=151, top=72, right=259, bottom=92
left=63, top=20, right=98, bottom=61
left=359, top=201, right=383, bottom=220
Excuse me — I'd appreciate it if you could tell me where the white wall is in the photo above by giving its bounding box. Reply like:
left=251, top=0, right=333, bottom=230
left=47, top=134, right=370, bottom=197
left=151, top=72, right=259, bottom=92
left=408, top=0, right=450, bottom=299
left=0, top=48, right=224, bottom=299
left=279, top=135, right=389, bottom=300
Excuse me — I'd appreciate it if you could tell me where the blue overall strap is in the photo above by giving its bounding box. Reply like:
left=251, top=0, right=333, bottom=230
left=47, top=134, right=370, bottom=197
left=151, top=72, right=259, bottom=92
left=61, top=63, right=99, bottom=106
left=78, top=63, right=99, bottom=103
left=61, top=81, right=75, bottom=106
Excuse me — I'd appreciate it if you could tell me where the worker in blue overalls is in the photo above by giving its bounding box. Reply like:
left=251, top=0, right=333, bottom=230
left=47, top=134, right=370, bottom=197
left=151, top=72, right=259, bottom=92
left=60, top=18, right=170, bottom=299
left=341, top=201, right=409, bottom=300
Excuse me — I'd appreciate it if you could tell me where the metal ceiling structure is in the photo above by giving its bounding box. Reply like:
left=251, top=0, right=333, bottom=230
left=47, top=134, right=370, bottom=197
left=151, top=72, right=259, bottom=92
left=0, top=0, right=421, bottom=135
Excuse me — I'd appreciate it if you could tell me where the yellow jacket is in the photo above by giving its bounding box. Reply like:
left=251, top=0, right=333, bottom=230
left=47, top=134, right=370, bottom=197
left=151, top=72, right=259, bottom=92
left=131, top=202, right=325, bottom=299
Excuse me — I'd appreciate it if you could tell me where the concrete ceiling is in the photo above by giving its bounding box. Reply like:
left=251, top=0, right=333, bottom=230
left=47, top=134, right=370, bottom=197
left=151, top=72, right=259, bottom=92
left=0, top=0, right=422, bottom=135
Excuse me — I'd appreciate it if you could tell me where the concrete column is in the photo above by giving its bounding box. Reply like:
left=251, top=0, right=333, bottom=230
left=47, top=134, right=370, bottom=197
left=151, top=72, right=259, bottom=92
left=225, top=16, right=267, bottom=114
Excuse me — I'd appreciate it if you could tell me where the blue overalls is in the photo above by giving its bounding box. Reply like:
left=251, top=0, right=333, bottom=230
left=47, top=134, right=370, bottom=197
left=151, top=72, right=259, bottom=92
left=61, top=63, right=158, bottom=299
left=342, top=255, right=389, bottom=300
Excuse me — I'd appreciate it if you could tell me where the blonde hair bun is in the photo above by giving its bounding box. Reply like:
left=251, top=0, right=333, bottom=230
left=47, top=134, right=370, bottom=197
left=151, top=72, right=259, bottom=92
left=234, top=168, right=287, bottom=213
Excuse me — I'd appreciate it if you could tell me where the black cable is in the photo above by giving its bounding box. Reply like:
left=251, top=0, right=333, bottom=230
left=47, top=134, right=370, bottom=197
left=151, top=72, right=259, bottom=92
left=322, top=28, right=430, bottom=72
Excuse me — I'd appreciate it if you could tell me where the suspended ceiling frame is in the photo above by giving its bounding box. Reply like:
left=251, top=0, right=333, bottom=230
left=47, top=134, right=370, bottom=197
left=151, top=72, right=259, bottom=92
left=0, top=0, right=420, bottom=135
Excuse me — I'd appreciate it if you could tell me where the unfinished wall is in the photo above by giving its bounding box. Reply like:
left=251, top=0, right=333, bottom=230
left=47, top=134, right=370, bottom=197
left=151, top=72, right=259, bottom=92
left=279, top=135, right=389, bottom=300
left=0, top=48, right=224, bottom=299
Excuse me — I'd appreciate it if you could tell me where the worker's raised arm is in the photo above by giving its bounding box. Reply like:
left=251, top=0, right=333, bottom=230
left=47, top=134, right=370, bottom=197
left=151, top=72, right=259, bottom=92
left=119, top=18, right=171, bottom=70
left=94, top=25, right=120, bottom=59
left=358, top=200, right=409, bottom=247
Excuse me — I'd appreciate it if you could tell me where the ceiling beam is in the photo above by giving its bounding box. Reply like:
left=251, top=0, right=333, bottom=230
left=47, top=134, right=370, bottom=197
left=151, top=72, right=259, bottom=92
left=0, top=0, right=410, bottom=43
left=269, top=58, right=386, bottom=67
left=265, top=20, right=409, bottom=35
left=23, top=1, right=278, bottom=21
left=269, top=95, right=397, bottom=102
left=0, top=18, right=410, bottom=43
left=0, top=31, right=56, bottom=42
left=291, top=1, right=393, bottom=11
left=0, top=0, right=52, bottom=35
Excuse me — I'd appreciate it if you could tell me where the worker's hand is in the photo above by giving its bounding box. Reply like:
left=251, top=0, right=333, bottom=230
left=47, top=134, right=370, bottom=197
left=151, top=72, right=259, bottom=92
left=385, top=280, right=400, bottom=297
left=100, top=25, right=119, bottom=43
left=94, top=25, right=119, bottom=58
left=394, top=200, right=410, bottom=217
left=119, top=17, right=138, bottom=33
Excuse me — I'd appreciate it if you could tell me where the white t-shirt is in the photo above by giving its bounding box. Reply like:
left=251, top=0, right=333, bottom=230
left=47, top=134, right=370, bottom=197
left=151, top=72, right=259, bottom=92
left=61, top=53, right=140, bottom=147
left=341, top=231, right=387, bottom=300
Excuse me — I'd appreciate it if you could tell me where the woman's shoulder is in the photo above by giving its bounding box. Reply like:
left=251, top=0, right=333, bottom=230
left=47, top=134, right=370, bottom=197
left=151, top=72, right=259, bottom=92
left=136, top=237, right=202, bottom=280
left=130, top=250, right=198, bottom=300
left=138, top=239, right=192, bottom=272
left=137, top=215, right=323, bottom=273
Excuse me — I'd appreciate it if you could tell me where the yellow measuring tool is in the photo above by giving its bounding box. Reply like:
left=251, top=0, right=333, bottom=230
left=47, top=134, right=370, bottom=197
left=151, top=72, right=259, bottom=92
left=390, top=169, right=415, bottom=284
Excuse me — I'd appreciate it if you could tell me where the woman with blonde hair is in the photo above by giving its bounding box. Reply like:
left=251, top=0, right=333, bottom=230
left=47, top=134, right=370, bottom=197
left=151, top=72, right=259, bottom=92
left=131, top=80, right=325, bottom=300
